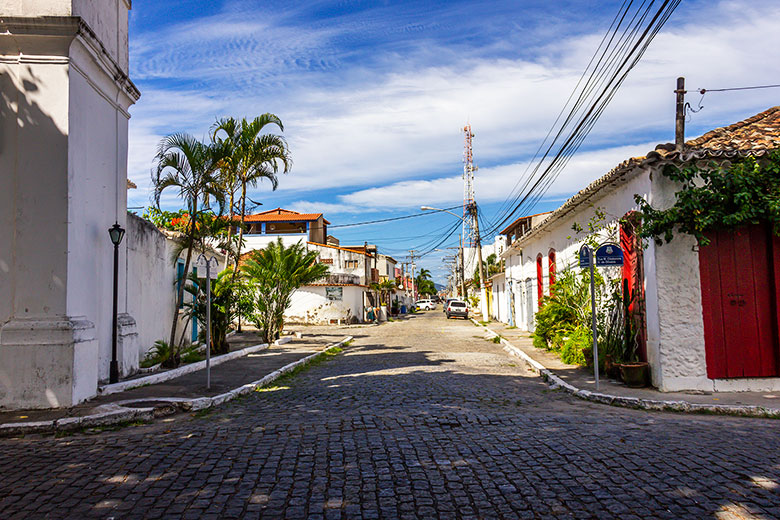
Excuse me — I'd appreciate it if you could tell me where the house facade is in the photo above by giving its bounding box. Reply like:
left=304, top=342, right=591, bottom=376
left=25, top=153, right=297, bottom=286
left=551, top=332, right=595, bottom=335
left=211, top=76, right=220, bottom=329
left=496, top=107, right=780, bottom=393
left=240, top=208, right=330, bottom=251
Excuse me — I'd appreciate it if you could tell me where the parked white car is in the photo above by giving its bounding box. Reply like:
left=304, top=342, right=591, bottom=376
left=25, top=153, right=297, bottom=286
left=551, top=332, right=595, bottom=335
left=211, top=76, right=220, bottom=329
left=416, top=299, right=436, bottom=310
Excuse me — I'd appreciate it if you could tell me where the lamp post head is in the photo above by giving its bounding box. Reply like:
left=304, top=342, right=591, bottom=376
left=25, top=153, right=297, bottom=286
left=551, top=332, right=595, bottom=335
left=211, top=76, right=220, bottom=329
left=420, top=206, right=436, bottom=211
left=108, top=222, right=125, bottom=246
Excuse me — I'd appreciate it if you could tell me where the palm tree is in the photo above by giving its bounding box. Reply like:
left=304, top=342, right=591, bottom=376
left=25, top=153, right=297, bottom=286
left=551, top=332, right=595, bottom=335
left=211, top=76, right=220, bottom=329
left=153, top=133, right=226, bottom=366
left=212, top=114, right=291, bottom=273
left=241, top=238, right=329, bottom=343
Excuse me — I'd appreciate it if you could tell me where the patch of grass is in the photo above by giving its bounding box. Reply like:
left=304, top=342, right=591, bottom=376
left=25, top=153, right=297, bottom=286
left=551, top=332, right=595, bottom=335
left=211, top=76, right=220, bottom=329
left=257, top=346, right=345, bottom=392
left=479, top=320, right=491, bottom=326
left=192, top=408, right=214, bottom=419
left=491, top=336, right=501, bottom=344
left=506, top=325, right=517, bottom=330
left=181, top=350, right=206, bottom=364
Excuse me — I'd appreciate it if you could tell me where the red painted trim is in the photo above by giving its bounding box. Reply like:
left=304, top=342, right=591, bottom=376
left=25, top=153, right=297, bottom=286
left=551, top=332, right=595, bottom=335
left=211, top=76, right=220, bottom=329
left=548, top=249, right=556, bottom=294
left=536, top=254, right=544, bottom=304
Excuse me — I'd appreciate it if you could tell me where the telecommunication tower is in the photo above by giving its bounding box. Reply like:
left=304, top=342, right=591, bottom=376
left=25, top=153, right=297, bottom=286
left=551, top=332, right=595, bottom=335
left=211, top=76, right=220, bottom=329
left=462, top=124, right=477, bottom=247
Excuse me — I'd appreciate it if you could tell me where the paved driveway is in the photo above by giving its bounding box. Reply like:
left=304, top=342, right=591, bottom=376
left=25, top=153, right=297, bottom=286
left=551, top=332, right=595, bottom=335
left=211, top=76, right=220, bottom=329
left=2, top=312, right=779, bottom=519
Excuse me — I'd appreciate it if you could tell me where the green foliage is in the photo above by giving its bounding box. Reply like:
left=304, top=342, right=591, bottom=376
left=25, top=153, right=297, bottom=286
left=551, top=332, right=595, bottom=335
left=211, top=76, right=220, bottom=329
left=532, top=269, right=605, bottom=364
left=472, top=253, right=502, bottom=283
left=153, top=132, right=228, bottom=366
left=533, top=267, right=640, bottom=367
left=212, top=115, right=291, bottom=273
left=568, top=207, right=619, bottom=249
left=140, top=340, right=171, bottom=368
left=634, top=151, right=780, bottom=246
left=415, top=268, right=436, bottom=296
left=180, top=348, right=206, bottom=364
left=560, top=325, right=590, bottom=365
left=533, top=269, right=599, bottom=350
left=242, top=238, right=330, bottom=343
left=182, top=268, right=239, bottom=355
left=141, top=207, right=191, bottom=232
left=370, top=279, right=397, bottom=306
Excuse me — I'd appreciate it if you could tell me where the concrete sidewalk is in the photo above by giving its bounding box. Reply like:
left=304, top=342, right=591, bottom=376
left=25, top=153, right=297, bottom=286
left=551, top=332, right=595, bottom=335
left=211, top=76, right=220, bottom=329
left=0, top=330, right=350, bottom=434
left=479, top=320, right=780, bottom=415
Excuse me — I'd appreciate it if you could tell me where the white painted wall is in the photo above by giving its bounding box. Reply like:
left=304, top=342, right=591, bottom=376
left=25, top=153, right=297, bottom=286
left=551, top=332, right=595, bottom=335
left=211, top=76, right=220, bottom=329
left=243, top=233, right=307, bottom=252
left=125, top=214, right=177, bottom=365
left=286, top=285, right=365, bottom=325
left=0, top=4, right=138, bottom=409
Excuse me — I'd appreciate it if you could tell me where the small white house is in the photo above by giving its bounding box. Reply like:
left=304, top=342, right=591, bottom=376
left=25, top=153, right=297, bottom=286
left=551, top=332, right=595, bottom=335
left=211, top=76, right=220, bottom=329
left=499, top=107, right=780, bottom=393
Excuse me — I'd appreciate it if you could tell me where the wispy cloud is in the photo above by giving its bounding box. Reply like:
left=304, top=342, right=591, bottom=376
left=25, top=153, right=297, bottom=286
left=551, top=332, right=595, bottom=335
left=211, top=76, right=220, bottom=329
left=128, top=0, right=780, bottom=222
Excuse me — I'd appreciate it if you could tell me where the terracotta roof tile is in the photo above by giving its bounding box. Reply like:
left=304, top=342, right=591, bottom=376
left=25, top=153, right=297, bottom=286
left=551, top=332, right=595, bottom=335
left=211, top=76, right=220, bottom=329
left=242, top=208, right=330, bottom=224
left=685, top=106, right=780, bottom=151
left=514, top=107, right=779, bottom=246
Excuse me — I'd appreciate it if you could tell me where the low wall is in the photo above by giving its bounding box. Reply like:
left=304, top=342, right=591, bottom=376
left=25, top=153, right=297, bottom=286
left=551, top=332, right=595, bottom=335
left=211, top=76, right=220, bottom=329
left=286, top=285, right=364, bottom=324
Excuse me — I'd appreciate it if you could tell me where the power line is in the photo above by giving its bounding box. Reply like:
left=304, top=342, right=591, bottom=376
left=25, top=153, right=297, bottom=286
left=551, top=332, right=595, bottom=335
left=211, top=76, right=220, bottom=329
left=699, top=84, right=780, bottom=94
left=328, top=205, right=462, bottom=229
left=483, top=0, right=681, bottom=236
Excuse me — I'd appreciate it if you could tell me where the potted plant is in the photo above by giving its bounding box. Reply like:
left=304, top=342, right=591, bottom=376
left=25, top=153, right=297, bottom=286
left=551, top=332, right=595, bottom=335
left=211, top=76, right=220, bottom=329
left=614, top=280, right=647, bottom=387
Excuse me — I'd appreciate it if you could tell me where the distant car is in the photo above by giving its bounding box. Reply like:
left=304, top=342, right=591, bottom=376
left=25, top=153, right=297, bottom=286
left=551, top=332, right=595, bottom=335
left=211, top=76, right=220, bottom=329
left=446, top=300, right=469, bottom=319
left=443, top=298, right=461, bottom=312
left=416, top=299, right=435, bottom=310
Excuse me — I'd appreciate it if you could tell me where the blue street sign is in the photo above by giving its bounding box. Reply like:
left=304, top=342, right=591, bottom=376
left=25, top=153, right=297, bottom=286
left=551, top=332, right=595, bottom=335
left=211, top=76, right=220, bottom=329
left=595, top=243, right=624, bottom=266
left=578, top=245, right=592, bottom=268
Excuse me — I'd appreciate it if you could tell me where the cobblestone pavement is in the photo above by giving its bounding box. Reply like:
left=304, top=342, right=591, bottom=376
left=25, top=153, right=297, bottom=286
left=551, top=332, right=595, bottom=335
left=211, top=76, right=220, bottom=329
left=2, top=313, right=780, bottom=519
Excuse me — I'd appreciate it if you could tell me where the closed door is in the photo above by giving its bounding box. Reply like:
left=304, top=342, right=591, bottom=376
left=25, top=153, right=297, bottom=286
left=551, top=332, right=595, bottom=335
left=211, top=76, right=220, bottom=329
left=525, top=279, right=535, bottom=332
left=699, top=224, right=780, bottom=378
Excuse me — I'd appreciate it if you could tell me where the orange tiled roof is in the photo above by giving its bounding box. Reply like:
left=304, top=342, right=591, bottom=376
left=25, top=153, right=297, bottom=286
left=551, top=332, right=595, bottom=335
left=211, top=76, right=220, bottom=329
left=243, top=208, right=330, bottom=224
left=685, top=106, right=780, bottom=152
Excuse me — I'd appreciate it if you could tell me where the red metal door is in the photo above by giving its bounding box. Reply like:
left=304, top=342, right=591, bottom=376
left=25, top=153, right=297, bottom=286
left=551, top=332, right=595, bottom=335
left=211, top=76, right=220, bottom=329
left=699, top=224, right=780, bottom=378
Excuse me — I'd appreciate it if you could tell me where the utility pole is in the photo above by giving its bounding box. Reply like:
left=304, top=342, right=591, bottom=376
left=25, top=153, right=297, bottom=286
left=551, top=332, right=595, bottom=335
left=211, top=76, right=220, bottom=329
left=471, top=204, right=487, bottom=319
left=675, top=76, right=686, bottom=151
left=459, top=234, right=466, bottom=299
left=409, top=250, right=417, bottom=302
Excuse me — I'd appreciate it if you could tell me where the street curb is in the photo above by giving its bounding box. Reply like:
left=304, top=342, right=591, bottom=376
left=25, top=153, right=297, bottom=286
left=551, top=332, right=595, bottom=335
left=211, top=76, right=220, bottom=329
left=470, top=319, right=780, bottom=419
left=98, top=343, right=271, bottom=396
left=0, top=336, right=352, bottom=437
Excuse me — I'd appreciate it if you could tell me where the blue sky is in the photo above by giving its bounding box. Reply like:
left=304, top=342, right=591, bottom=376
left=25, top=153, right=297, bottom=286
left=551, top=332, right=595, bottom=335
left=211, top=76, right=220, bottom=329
left=127, top=0, right=780, bottom=282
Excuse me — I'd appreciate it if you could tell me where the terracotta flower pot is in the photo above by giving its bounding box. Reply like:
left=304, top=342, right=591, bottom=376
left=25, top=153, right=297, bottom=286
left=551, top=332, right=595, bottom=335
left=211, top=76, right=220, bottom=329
left=619, top=362, right=648, bottom=388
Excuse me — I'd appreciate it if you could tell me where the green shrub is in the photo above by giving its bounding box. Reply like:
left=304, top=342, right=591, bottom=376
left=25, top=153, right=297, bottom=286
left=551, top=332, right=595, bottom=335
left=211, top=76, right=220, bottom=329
left=140, top=340, right=171, bottom=368
left=560, top=325, right=590, bottom=365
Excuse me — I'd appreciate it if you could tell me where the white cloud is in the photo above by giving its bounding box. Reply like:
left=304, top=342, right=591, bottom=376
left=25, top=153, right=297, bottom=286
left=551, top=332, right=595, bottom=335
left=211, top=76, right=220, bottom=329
left=127, top=0, right=780, bottom=215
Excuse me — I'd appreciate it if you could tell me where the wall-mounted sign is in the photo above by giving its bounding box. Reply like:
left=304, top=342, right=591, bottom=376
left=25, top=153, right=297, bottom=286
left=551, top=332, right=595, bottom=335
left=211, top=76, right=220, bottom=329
left=326, top=287, right=343, bottom=301
left=595, top=243, right=624, bottom=266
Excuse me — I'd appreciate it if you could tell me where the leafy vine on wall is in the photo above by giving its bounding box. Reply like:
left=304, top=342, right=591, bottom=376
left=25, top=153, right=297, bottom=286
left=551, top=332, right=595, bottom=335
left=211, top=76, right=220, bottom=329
left=633, top=151, right=780, bottom=246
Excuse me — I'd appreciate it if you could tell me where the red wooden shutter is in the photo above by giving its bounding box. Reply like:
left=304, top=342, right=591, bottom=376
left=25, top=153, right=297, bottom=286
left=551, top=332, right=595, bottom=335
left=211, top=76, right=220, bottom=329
left=536, top=254, right=543, bottom=304
left=548, top=249, right=556, bottom=294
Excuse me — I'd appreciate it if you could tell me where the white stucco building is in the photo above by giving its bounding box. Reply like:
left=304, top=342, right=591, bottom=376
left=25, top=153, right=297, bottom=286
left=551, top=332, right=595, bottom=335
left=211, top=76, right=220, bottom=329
left=0, top=1, right=140, bottom=409
left=495, top=107, right=780, bottom=393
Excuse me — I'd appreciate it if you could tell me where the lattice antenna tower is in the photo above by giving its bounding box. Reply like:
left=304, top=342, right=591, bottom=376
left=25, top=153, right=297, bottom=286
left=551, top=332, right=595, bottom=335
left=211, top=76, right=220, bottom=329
left=462, top=124, right=477, bottom=247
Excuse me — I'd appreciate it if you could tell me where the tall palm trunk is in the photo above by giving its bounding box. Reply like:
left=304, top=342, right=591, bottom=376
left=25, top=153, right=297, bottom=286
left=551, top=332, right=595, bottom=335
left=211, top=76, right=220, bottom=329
left=233, top=183, right=248, bottom=278
left=224, top=189, right=235, bottom=271
left=167, top=209, right=197, bottom=366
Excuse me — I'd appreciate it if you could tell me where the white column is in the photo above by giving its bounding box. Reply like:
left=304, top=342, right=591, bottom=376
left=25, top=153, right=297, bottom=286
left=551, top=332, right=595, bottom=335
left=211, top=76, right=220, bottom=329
left=0, top=2, right=139, bottom=409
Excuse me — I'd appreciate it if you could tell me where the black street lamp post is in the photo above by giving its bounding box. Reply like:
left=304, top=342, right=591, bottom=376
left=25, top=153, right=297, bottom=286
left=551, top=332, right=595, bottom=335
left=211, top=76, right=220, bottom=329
left=108, top=222, right=125, bottom=384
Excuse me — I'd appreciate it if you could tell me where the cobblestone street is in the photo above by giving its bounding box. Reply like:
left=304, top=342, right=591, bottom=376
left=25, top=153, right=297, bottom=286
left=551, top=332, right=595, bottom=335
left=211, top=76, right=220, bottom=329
left=2, top=312, right=780, bottom=519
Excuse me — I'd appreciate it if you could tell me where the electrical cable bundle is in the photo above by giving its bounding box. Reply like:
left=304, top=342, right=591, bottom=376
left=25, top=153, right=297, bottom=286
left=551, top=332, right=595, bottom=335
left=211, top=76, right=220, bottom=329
left=482, top=0, right=682, bottom=237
